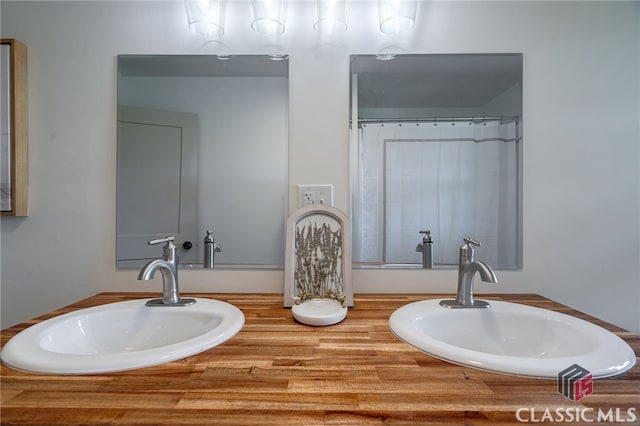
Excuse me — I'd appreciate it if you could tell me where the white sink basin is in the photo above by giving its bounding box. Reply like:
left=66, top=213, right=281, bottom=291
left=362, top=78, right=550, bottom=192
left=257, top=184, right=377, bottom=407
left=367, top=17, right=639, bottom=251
left=1, top=298, right=244, bottom=374
left=389, top=299, right=636, bottom=379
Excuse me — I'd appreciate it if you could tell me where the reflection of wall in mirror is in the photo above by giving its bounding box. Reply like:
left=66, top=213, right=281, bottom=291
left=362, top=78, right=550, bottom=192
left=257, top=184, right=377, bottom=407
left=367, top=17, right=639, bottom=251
left=358, top=83, right=522, bottom=120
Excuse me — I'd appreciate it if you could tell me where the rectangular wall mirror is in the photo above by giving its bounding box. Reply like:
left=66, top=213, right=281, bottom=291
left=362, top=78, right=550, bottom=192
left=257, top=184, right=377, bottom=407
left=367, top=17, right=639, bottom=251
left=116, top=55, right=288, bottom=269
left=350, top=53, right=522, bottom=270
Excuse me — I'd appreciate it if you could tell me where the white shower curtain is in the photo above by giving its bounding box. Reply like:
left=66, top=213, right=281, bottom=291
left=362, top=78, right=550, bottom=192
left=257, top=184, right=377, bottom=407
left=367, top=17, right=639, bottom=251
left=352, top=119, right=520, bottom=268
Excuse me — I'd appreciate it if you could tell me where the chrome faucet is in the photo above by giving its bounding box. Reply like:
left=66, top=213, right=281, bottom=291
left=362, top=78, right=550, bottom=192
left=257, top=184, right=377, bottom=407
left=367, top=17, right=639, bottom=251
left=415, top=230, right=434, bottom=269
left=203, top=230, right=222, bottom=269
left=138, top=237, right=195, bottom=307
left=440, top=237, right=497, bottom=309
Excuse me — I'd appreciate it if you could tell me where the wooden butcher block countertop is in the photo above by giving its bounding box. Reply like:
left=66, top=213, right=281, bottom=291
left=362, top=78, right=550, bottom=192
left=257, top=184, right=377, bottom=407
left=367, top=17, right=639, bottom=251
left=1, top=293, right=639, bottom=425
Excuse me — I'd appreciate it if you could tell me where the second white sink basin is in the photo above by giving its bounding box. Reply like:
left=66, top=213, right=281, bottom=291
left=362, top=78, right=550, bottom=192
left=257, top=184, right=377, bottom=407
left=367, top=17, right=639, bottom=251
left=389, top=298, right=636, bottom=379
left=1, top=298, right=244, bottom=374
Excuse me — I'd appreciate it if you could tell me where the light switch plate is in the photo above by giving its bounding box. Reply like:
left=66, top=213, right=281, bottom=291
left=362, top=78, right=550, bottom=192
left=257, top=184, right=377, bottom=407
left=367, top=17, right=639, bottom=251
left=297, top=184, right=334, bottom=209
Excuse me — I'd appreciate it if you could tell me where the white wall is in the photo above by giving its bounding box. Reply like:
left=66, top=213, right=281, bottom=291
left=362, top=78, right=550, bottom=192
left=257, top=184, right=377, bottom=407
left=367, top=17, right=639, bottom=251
left=1, top=1, right=638, bottom=333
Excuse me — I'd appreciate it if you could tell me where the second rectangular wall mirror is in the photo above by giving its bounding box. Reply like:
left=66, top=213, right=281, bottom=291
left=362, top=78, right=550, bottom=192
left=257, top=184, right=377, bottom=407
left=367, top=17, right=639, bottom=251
left=116, top=55, right=289, bottom=269
left=350, top=53, right=523, bottom=270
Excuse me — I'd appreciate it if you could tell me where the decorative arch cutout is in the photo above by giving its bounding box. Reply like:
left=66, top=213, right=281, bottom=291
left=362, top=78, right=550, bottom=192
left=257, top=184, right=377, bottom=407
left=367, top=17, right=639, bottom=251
left=284, top=204, right=353, bottom=308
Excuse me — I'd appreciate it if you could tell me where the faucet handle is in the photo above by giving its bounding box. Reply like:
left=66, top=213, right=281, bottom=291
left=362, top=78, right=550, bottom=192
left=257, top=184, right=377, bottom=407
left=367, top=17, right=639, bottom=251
left=148, top=237, right=177, bottom=262
left=463, top=236, right=481, bottom=247
left=148, top=236, right=175, bottom=246
left=460, top=237, right=481, bottom=263
left=419, top=230, right=432, bottom=243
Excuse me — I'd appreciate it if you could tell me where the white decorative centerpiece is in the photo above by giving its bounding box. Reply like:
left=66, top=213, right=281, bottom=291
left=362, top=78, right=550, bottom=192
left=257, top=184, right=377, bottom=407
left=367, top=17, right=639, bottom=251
left=284, top=205, right=353, bottom=326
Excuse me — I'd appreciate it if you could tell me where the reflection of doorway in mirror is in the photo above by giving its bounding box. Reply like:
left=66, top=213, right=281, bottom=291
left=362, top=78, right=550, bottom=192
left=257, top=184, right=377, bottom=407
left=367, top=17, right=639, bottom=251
left=116, top=55, right=289, bottom=269
left=116, top=106, right=198, bottom=267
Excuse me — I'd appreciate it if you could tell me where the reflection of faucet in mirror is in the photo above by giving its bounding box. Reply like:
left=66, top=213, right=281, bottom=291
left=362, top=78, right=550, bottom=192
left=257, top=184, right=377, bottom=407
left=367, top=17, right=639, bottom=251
left=415, top=230, right=433, bottom=269
left=440, top=237, right=497, bottom=309
left=138, top=237, right=196, bottom=306
left=204, top=230, right=222, bottom=269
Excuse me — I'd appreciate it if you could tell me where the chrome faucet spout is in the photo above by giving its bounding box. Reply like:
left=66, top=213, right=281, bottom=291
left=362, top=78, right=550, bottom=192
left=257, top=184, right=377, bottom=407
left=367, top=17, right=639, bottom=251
left=137, top=237, right=195, bottom=307
left=440, top=237, right=497, bottom=309
left=138, top=259, right=180, bottom=305
left=456, top=261, right=497, bottom=306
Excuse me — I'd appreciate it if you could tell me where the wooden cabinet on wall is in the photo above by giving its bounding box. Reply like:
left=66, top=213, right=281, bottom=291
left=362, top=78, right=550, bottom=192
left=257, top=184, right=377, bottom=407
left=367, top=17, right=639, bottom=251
left=1, top=38, right=27, bottom=217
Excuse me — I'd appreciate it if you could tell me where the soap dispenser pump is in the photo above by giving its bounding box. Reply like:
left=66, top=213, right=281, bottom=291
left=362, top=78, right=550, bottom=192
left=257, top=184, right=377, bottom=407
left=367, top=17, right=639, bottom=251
left=416, top=230, right=434, bottom=269
left=204, top=230, right=222, bottom=269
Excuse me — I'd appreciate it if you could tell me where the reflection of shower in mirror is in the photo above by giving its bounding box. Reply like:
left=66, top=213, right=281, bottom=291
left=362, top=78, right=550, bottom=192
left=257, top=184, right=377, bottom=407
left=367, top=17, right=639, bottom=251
left=350, top=53, right=523, bottom=270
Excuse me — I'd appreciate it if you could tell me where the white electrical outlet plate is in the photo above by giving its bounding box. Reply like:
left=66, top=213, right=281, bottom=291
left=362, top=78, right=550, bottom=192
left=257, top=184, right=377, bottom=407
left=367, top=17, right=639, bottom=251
left=297, top=184, right=334, bottom=209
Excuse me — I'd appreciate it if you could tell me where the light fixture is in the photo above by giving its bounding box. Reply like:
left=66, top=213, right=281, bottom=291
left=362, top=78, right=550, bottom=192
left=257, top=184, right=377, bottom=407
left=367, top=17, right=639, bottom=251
left=313, top=0, right=350, bottom=34
left=268, top=54, right=289, bottom=61
left=377, top=0, right=417, bottom=35
left=184, top=0, right=226, bottom=37
left=259, top=44, right=289, bottom=61
left=251, top=0, right=288, bottom=35
left=375, top=45, right=403, bottom=60
left=197, top=40, right=232, bottom=60
left=375, top=53, right=395, bottom=61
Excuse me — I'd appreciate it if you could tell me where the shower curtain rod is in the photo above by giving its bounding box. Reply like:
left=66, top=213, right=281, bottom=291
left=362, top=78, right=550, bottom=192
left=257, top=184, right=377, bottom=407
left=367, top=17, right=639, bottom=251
left=354, top=115, right=520, bottom=125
